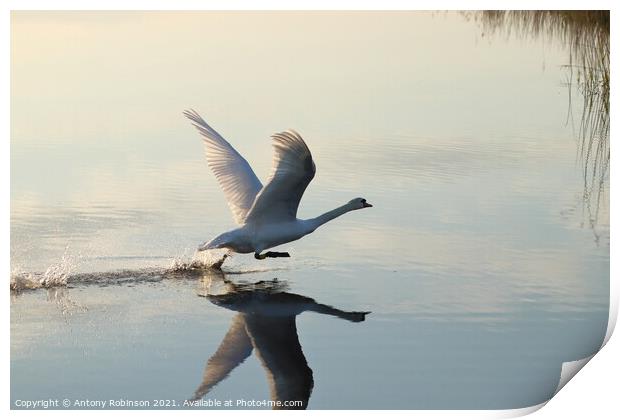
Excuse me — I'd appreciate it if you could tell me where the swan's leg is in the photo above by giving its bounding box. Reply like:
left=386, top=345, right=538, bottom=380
left=254, top=251, right=290, bottom=260
left=210, top=251, right=231, bottom=269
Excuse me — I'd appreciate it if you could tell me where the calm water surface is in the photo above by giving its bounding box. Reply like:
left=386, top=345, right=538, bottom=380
left=10, top=11, right=609, bottom=409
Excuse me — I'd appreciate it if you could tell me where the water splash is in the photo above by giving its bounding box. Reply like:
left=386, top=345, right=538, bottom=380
left=10, top=249, right=286, bottom=293
left=9, top=271, right=41, bottom=291
left=168, top=249, right=231, bottom=272
left=40, top=247, right=80, bottom=287
left=11, top=246, right=80, bottom=291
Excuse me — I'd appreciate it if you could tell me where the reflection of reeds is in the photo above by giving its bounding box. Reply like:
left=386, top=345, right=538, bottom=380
left=468, top=11, right=609, bottom=227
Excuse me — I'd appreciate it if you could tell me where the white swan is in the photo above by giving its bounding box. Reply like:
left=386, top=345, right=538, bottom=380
left=184, top=109, right=372, bottom=260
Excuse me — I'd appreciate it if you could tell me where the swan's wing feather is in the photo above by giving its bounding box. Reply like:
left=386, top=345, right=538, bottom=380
left=245, top=130, right=315, bottom=224
left=191, top=314, right=253, bottom=401
left=184, top=109, right=263, bottom=225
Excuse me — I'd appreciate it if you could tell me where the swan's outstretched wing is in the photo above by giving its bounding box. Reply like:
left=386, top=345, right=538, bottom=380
left=191, top=314, right=253, bottom=401
left=184, top=109, right=263, bottom=225
left=245, top=130, right=316, bottom=224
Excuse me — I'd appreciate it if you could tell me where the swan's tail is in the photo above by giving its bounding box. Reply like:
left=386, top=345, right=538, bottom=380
left=198, top=240, right=220, bottom=252
left=198, top=241, right=216, bottom=252
left=198, top=232, right=234, bottom=252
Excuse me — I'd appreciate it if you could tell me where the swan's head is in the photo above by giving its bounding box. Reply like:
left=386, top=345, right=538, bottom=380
left=349, top=197, right=373, bottom=210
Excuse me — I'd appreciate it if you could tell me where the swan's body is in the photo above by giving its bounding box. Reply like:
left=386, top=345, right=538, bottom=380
left=184, top=109, right=372, bottom=259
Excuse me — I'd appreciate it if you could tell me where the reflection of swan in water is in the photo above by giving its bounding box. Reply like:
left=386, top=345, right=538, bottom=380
left=193, top=273, right=370, bottom=409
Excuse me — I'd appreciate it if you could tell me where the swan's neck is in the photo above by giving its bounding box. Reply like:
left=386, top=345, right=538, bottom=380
left=306, top=203, right=355, bottom=232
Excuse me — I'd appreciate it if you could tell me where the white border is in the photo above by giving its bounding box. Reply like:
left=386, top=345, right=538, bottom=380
left=3, top=1, right=616, bottom=419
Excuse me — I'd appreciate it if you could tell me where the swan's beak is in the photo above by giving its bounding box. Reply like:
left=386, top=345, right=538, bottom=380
left=363, top=202, right=373, bottom=208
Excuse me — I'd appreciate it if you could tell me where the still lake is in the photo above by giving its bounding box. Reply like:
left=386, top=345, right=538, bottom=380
left=10, top=11, right=609, bottom=409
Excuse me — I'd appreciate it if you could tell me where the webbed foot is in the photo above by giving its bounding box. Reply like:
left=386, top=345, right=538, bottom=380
left=267, top=251, right=290, bottom=258
left=254, top=251, right=290, bottom=260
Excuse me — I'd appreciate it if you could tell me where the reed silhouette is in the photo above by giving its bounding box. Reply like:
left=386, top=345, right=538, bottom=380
left=467, top=11, right=609, bottom=232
